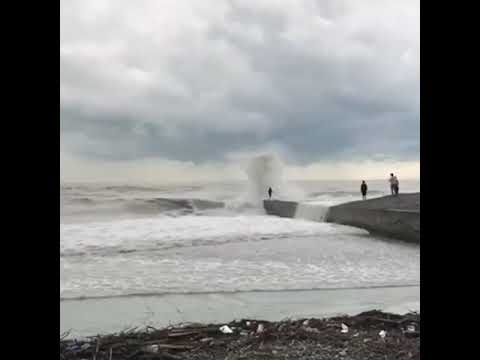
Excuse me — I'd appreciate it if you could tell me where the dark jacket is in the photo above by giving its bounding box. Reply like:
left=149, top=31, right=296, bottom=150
left=361, top=184, right=367, bottom=194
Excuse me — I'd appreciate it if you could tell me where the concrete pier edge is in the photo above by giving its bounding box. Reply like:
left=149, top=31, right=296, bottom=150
left=263, top=193, right=420, bottom=243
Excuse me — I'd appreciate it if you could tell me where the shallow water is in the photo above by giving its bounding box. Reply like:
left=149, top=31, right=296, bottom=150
left=61, top=285, right=419, bottom=337
left=60, top=180, right=420, bottom=335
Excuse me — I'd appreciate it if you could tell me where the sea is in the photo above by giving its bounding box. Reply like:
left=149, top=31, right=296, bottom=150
left=60, top=178, right=420, bottom=337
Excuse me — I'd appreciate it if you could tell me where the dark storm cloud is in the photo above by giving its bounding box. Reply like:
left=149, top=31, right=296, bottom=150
left=60, top=0, right=419, bottom=165
left=61, top=106, right=260, bottom=162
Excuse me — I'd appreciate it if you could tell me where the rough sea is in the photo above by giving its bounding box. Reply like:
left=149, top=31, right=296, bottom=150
left=60, top=174, right=420, bottom=333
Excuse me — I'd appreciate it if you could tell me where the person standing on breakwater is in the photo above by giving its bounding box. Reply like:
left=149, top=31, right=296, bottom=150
left=361, top=181, right=368, bottom=200
left=394, top=176, right=399, bottom=195
left=389, top=173, right=399, bottom=195
left=268, top=187, right=273, bottom=199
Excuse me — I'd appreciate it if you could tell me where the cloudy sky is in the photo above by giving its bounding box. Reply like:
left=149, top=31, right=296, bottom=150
left=60, top=0, right=419, bottom=183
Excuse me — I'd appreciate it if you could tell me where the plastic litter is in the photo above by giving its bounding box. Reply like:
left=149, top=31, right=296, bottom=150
left=305, top=327, right=320, bottom=333
left=379, top=330, right=387, bottom=339
left=341, top=324, right=349, bottom=333
left=257, top=324, right=265, bottom=333
left=144, top=344, right=159, bottom=353
left=219, top=325, right=233, bottom=334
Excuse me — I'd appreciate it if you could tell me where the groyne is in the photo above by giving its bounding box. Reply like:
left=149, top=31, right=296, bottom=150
left=263, top=193, right=420, bottom=243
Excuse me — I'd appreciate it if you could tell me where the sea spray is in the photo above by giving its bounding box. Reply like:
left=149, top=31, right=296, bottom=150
left=244, top=155, right=305, bottom=206
left=243, top=155, right=328, bottom=220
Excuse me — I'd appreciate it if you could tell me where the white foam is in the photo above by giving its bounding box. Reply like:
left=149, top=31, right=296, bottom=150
left=60, top=214, right=365, bottom=255
left=61, top=239, right=420, bottom=299
left=60, top=214, right=419, bottom=299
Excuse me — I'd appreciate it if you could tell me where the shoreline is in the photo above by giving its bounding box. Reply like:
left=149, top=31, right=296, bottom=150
left=60, top=283, right=420, bottom=302
left=61, top=310, right=420, bottom=360
left=61, top=189, right=420, bottom=359
left=61, top=285, right=419, bottom=339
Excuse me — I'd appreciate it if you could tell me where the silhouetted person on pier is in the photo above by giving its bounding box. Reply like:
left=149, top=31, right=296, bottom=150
left=361, top=181, right=368, bottom=200
left=268, top=187, right=272, bottom=199
left=389, top=173, right=399, bottom=195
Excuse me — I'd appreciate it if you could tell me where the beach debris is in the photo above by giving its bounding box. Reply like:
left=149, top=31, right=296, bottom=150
left=60, top=310, right=419, bottom=360
left=219, top=325, right=233, bottom=334
left=246, top=321, right=251, bottom=327
left=341, top=323, right=349, bottom=333
left=65, top=344, right=80, bottom=353
left=403, top=324, right=420, bottom=338
left=144, top=344, right=159, bottom=353
left=303, top=319, right=310, bottom=326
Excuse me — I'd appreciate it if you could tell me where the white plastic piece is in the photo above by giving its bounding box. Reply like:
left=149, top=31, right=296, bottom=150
left=144, top=344, right=159, bottom=353
left=219, top=325, right=233, bottom=334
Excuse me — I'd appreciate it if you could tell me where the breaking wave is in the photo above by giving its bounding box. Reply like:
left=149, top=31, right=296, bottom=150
left=62, top=197, right=225, bottom=217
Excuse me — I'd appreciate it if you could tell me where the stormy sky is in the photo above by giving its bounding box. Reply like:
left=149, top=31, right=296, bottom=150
left=60, top=0, right=419, bottom=183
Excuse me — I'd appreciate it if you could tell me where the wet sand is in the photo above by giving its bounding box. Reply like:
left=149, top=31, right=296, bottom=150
left=61, top=285, right=419, bottom=338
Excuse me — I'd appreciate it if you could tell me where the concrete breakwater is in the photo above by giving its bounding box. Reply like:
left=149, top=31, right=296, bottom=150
left=263, top=200, right=298, bottom=218
left=263, top=193, right=420, bottom=243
